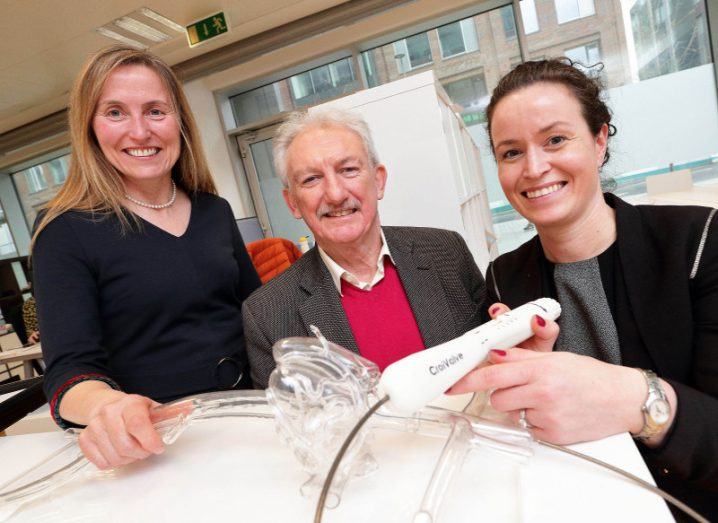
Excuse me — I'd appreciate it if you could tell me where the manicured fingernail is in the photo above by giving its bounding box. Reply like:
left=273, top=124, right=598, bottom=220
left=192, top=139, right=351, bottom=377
left=535, top=315, right=546, bottom=327
left=444, top=387, right=453, bottom=394
left=490, top=306, right=500, bottom=315
left=490, top=349, right=507, bottom=357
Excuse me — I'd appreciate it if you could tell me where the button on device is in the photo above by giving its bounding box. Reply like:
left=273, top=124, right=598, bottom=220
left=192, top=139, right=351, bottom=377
left=215, top=357, right=243, bottom=389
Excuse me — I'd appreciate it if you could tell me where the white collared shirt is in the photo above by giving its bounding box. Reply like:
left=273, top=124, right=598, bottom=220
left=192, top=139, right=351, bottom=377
left=318, top=230, right=395, bottom=295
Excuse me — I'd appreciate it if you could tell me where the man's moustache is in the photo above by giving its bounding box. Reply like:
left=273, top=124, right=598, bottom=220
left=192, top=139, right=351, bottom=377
left=317, top=200, right=361, bottom=218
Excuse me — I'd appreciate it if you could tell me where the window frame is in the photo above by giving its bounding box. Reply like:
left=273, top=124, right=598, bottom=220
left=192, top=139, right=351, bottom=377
left=520, top=0, right=540, bottom=35
left=564, top=40, right=602, bottom=76
left=554, top=0, right=596, bottom=25
left=393, top=32, right=434, bottom=73
left=437, top=18, right=479, bottom=59
left=501, top=5, right=518, bottom=39
left=25, top=166, right=47, bottom=194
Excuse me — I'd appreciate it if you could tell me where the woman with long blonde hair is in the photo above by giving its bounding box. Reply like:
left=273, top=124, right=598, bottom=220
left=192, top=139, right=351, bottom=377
left=32, top=46, right=260, bottom=470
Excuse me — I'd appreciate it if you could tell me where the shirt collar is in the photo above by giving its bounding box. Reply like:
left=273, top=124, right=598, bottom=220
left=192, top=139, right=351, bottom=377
left=318, top=229, right=395, bottom=295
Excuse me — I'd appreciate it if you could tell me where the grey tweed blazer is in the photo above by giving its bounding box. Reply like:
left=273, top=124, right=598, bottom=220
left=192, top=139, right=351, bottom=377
left=242, top=226, right=486, bottom=388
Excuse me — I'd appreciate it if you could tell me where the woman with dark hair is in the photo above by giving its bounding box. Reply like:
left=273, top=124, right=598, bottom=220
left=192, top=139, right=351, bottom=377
left=32, top=46, right=260, bottom=469
left=449, top=59, right=717, bottom=518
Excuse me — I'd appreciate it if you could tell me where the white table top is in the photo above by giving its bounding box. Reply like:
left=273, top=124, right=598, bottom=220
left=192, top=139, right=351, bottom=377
left=634, top=184, right=718, bottom=208
left=0, top=401, right=673, bottom=522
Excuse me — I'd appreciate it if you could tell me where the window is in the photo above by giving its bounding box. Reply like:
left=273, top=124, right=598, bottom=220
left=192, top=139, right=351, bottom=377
left=442, top=73, right=488, bottom=126
left=289, top=58, right=357, bottom=106
left=357, top=8, right=522, bottom=254
left=230, top=84, right=283, bottom=127
left=555, top=0, right=595, bottom=24
left=394, top=32, right=433, bottom=73
left=25, top=167, right=47, bottom=193
left=11, top=153, right=71, bottom=229
left=437, top=18, right=478, bottom=58
left=49, top=157, right=68, bottom=185
left=501, top=5, right=517, bottom=39
left=520, top=0, right=540, bottom=34
left=362, top=51, right=379, bottom=88
left=229, top=58, right=359, bottom=127
left=565, top=41, right=602, bottom=75
left=630, top=0, right=712, bottom=81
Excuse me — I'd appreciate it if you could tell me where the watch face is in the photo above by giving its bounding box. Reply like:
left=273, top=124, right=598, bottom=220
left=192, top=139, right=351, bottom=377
left=649, top=399, right=671, bottom=424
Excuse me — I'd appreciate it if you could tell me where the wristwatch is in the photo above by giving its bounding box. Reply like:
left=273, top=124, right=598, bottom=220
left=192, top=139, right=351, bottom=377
left=634, top=369, right=671, bottom=441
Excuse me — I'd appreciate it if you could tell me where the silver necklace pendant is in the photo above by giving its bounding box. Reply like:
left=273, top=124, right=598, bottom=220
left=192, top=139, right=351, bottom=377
left=125, top=180, right=177, bottom=209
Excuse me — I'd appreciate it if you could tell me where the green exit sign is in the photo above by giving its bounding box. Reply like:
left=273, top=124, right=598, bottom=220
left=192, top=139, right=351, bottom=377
left=186, top=12, right=228, bottom=47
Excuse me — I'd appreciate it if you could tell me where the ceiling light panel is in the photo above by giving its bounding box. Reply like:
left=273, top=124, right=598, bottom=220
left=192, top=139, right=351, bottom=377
left=96, top=8, right=183, bottom=48
left=114, top=17, right=172, bottom=43
left=139, top=8, right=185, bottom=33
left=96, top=27, right=149, bottom=49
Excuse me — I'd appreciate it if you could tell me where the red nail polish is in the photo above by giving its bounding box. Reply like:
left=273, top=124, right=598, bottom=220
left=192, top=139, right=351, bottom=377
left=490, top=306, right=500, bottom=315
left=444, top=387, right=453, bottom=394
left=491, top=349, right=507, bottom=357
left=535, top=315, right=546, bottom=327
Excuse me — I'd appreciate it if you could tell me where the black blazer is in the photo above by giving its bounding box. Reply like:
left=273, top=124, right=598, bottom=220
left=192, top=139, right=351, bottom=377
left=242, top=226, right=486, bottom=388
left=486, top=194, right=718, bottom=517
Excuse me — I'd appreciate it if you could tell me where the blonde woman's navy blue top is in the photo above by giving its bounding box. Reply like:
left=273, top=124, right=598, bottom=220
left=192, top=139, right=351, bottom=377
left=32, top=193, right=261, bottom=428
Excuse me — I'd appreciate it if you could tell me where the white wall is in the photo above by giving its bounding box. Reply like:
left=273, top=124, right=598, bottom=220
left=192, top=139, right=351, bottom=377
left=182, top=78, right=253, bottom=218
left=607, top=64, right=718, bottom=177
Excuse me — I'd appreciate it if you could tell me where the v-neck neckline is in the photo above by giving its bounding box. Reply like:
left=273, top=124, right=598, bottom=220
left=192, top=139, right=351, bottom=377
left=134, top=196, right=194, bottom=239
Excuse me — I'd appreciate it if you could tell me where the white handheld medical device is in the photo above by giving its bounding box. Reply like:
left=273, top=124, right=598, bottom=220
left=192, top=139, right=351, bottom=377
left=378, top=298, right=562, bottom=413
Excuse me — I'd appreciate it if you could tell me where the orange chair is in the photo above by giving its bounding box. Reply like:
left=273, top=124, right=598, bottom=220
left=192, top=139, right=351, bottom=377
left=246, top=238, right=302, bottom=284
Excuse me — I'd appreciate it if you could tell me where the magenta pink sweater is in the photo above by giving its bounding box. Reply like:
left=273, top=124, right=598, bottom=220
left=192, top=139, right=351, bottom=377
left=341, top=259, right=425, bottom=371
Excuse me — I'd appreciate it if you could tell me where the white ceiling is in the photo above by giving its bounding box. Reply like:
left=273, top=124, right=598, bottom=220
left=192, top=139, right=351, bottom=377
left=0, top=0, right=348, bottom=134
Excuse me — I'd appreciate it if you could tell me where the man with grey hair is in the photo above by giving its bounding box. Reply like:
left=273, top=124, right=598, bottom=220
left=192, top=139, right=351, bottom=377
left=242, top=108, right=485, bottom=388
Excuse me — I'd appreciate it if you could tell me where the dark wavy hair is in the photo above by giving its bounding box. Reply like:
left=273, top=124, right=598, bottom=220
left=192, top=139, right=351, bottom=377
left=486, top=58, right=617, bottom=167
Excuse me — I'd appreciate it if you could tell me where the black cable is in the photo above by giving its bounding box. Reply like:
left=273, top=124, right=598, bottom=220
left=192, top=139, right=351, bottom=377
left=537, top=440, right=709, bottom=523
left=314, top=395, right=390, bottom=523
left=314, top=395, right=708, bottom=522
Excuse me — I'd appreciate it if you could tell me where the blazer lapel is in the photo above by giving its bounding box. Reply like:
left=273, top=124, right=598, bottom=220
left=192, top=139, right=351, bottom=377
left=385, top=229, right=456, bottom=348
left=296, top=249, right=359, bottom=354
left=495, top=236, right=544, bottom=308
left=611, top=195, right=686, bottom=375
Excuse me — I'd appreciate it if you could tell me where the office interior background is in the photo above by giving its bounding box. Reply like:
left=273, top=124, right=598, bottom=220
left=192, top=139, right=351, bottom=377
left=1, top=0, right=717, bottom=299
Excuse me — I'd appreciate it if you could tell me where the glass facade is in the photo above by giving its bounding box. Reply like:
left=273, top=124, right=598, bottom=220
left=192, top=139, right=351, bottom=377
left=3, top=1, right=718, bottom=265
left=631, top=0, right=711, bottom=81
left=11, top=153, right=70, bottom=229
left=226, top=0, right=717, bottom=255
left=229, top=57, right=360, bottom=127
left=289, top=60, right=357, bottom=106
left=442, top=73, right=488, bottom=124
left=358, top=8, right=521, bottom=128
left=492, top=0, right=718, bottom=253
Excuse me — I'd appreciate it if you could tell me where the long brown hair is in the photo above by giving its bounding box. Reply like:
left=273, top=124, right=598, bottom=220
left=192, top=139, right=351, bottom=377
left=31, top=45, right=217, bottom=247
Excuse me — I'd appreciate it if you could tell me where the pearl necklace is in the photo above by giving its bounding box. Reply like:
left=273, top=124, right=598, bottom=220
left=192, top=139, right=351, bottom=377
left=125, top=180, right=177, bottom=209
